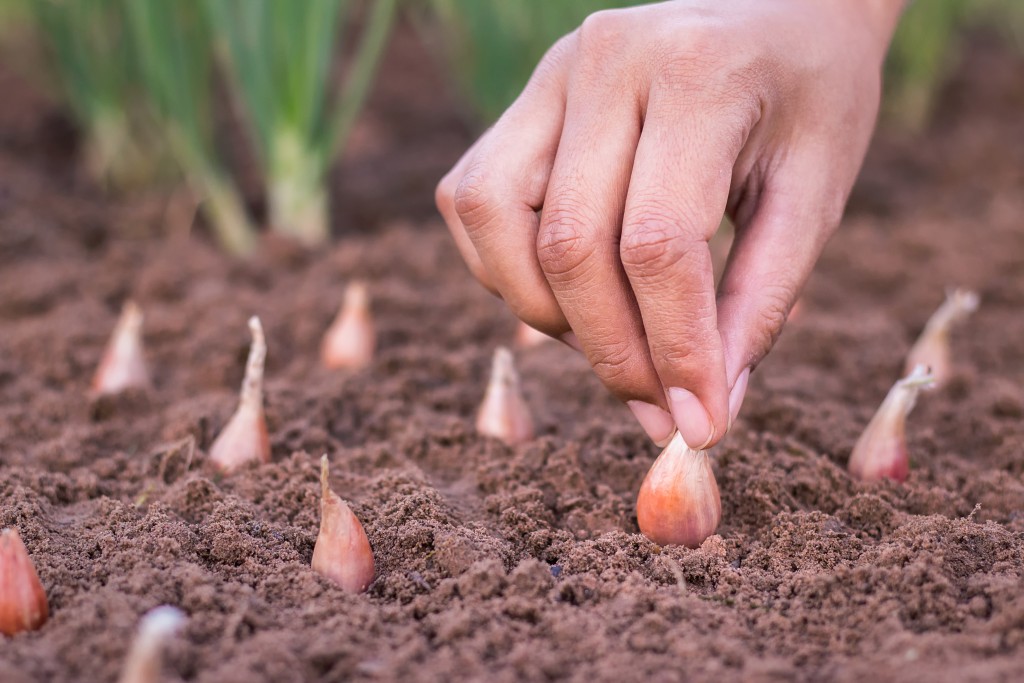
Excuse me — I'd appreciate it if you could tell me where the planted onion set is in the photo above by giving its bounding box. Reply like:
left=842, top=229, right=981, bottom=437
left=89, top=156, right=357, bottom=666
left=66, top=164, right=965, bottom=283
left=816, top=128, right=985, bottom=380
left=208, top=317, right=271, bottom=474
left=321, top=281, right=376, bottom=370
left=847, top=365, right=935, bottom=483
left=92, top=300, right=150, bottom=396
left=847, top=289, right=979, bottom=483
left=312, top=455, right=375, bottom=593
left=476, top=347, right=535, bottom=446
left=0, top=529, right=49, bottom=637
left=903, top=288, right=979, bottom=388
left=118, top=606, right=186, bottom=683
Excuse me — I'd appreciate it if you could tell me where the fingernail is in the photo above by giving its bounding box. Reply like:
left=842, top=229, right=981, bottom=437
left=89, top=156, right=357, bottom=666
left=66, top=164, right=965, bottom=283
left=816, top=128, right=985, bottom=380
left=560, top=331, right=583, bottom=352
left=667, top=387, right=715, bottom=450
left=728, top=367, right=751, bottom=427
left=627, top=401, right=676, bottom=447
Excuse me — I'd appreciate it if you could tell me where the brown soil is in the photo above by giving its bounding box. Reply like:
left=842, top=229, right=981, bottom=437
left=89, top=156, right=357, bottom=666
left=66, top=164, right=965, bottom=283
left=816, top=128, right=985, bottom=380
left=2, top=27, right=1023, bottom=683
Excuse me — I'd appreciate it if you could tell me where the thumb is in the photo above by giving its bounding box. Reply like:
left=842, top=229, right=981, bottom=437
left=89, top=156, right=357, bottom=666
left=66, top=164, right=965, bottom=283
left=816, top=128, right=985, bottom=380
left=717, top=153, right=846, bottom=423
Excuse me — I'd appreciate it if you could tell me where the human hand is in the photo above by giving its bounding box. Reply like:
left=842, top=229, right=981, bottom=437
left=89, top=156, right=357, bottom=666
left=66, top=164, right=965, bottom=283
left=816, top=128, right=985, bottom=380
left=436, top=0, right=905, bottom=449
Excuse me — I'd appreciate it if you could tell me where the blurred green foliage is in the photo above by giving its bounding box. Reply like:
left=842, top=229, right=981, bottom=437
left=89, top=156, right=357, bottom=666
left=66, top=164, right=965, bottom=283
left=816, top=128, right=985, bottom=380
left=0, top=0, right=29, bottom=26
left=1, top=0, right=396, bottom=254
left=427, top=0, right=630, bottom=123
left=126, top=0, right=257, bottom=254
left=204, top=0, right=396, bottom=245
left=27, top=0, right=156, bottom=189
left=885, top=0, right=1024, bottom=128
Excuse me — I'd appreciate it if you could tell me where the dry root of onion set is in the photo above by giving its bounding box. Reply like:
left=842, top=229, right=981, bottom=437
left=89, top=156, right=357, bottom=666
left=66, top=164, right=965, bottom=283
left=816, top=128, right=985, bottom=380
left=0, top=285, right=979, bottom=679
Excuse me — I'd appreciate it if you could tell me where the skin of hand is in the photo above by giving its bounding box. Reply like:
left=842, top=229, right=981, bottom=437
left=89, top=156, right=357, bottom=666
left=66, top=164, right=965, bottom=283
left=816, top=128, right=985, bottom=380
left=436, top=0, right=906, bottom=449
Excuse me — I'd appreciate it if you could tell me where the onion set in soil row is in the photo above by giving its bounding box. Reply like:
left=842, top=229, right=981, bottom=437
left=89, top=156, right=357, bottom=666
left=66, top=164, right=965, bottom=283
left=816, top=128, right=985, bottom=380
left=1, top=286, right=978, bottom=644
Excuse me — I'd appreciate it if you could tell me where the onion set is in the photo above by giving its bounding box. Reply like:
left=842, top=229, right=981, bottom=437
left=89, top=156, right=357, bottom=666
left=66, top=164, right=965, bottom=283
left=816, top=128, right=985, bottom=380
left=321, top=281, right=376, bottom=370
left=848, top=364, right=934, bottom=482
left=118, top=606, right=186, bottom=683
left=636, top=432, right=721, bottom=548
left=311, top=455, right=375, bottom=593
left=92, top=300, right=150, bottom=395
left=476, top=347, right=534, bottom=445
left=0, top=528, right=49, bottom=637
left=904, top=288, right=979, bottom=388
left=209, top=316, right=271, bottom=474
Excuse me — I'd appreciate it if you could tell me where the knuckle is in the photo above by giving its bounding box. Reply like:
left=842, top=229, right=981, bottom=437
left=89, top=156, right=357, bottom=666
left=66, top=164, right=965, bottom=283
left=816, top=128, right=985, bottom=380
left=651, top=307, right=719, bottom=371
left=652, top=24, right=725, bottom=85
left=577, top=9, right=628, bottom=56
left=452, top=167, right=497, bottom=226
left=589, top=339, right=637, bottom=388
left=757, top=288, right=792, bottom=346
left=651, top=44, right=762, bottom=125
left=656, top=46, right=715, bottom=87
left=435, top=172, right=457, bottom=214
left=536, top=205, right=595, bottom=279
left=535, top=32, right=577, bottom=81
left=620, top=214, right=698, bottom=278
left=656, top=345, right=699, bottom=370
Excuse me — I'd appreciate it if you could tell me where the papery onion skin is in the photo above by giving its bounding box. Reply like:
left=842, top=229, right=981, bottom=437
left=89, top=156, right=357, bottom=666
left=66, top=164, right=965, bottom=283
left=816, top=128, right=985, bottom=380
left=209, top=316, right=271, bottom=474
left=0, top=528, right=49, bottom=637
left=637, top=432, right=722, bottom=548
left=476, top=347, right=534, bottom=445
left=848, top=365, right=934, bottom=483
left=312, top=455, right=375, bottom=593
left=321, top=281, right=376, bottom=370
left=92, top=301, right=150, bottom=395
left=904, top=288, right=978, bottom=388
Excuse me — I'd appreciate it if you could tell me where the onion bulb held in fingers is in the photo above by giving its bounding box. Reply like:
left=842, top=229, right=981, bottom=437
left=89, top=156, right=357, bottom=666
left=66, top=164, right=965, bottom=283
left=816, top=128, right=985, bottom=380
left=848, top=365, right=934, bottom=482
left=636, top=432, right=721, bottom=548
left=312, top=455, right=375, bottom=593
left=209, top=316, right=271, bottom=474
